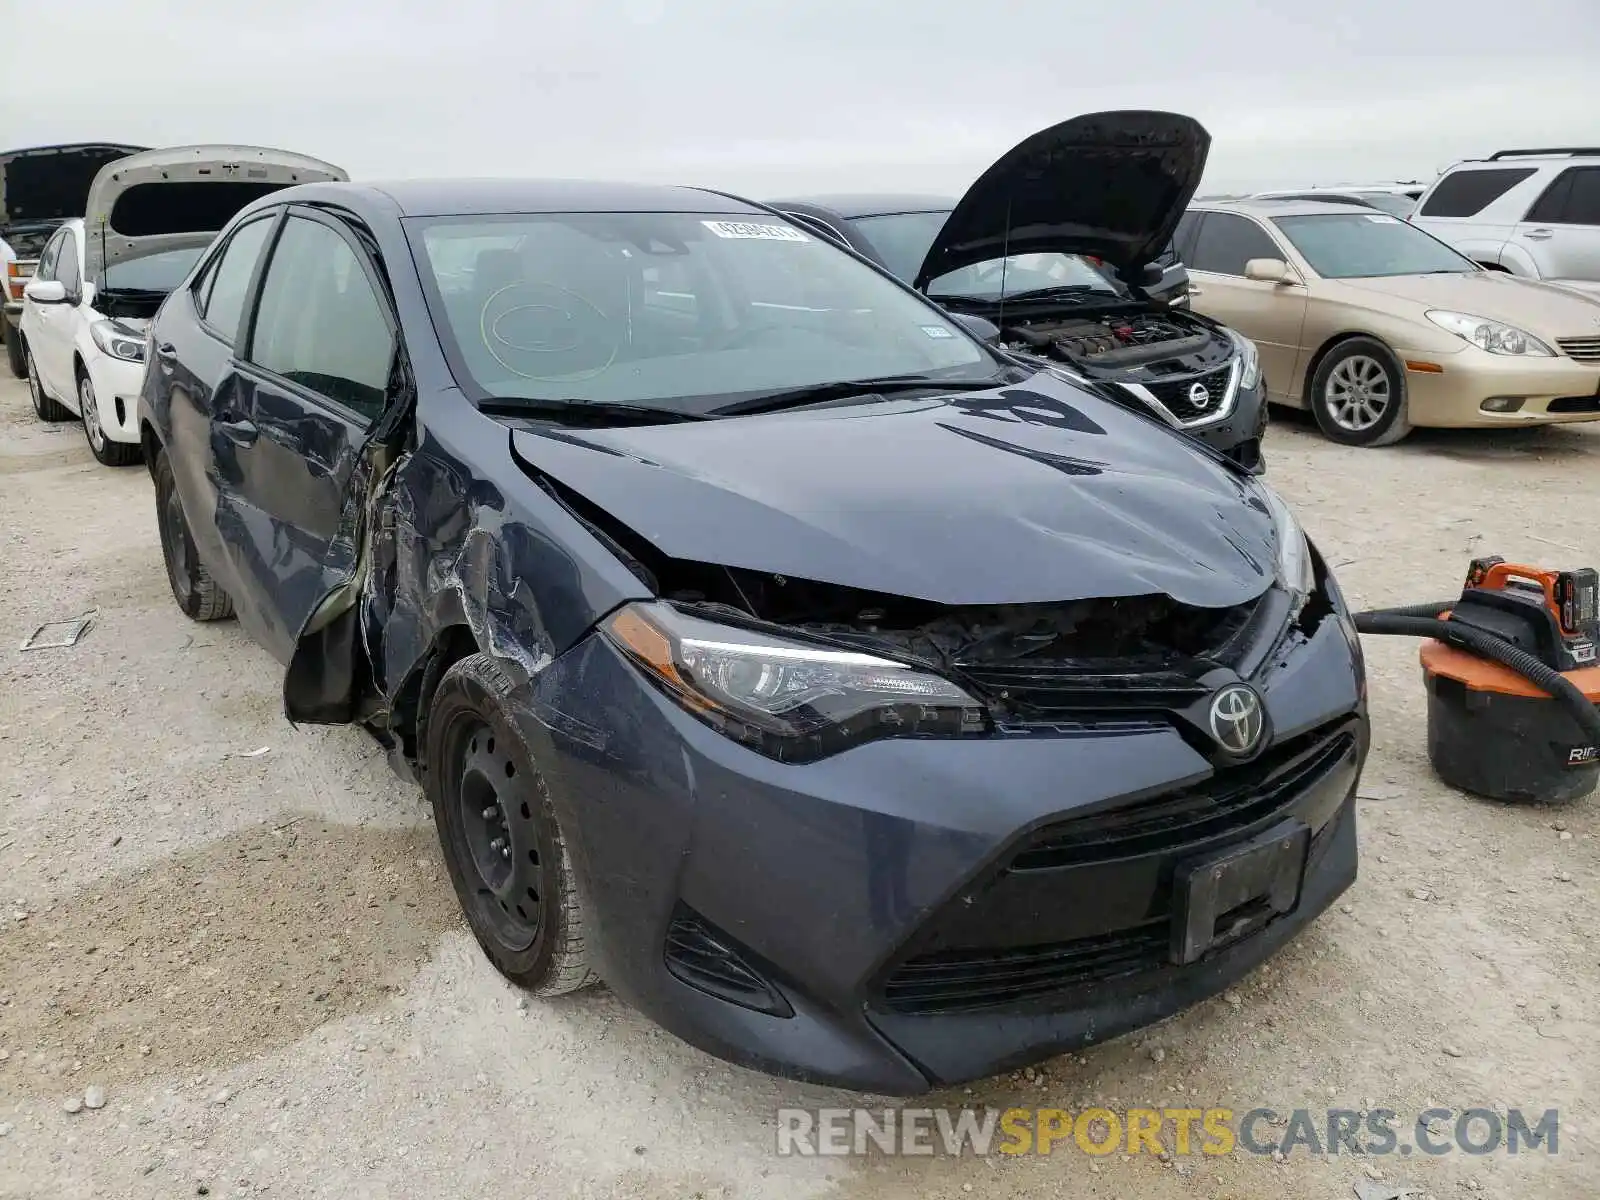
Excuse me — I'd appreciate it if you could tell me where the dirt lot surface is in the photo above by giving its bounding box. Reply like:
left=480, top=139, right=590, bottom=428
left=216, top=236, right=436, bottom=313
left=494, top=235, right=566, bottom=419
left=1, top=372, right=1596, bottom=1200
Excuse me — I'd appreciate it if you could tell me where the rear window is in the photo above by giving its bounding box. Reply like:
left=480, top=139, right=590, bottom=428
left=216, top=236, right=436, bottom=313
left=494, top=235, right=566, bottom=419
left=108, top=182, right=288, bottom=237
left=1417, top=168, right=1537, bottom=218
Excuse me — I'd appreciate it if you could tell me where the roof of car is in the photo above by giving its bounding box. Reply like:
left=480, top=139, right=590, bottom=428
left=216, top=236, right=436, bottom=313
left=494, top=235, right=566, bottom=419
left=307, top=179, right=770, bottom=218
left=766, top=194, right=957, bottom=218
left=1191, top=198, right=1382, bottom=219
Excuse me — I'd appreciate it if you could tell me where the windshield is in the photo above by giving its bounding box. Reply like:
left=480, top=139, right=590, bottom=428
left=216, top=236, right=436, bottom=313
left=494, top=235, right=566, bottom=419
left=1272, top=213, right=1477, bottom=279
left=411, top=212, right=996, bottom=412
left=102, top=246, right=206, bottom=293
left=1350, top=193, right=1418, bottom=217
left=846, top=211, right=1122, bottom=300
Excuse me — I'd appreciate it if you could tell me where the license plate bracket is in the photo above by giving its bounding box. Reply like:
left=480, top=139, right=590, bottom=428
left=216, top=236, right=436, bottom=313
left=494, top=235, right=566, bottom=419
left=1171, top=819, right=1309, bottom=965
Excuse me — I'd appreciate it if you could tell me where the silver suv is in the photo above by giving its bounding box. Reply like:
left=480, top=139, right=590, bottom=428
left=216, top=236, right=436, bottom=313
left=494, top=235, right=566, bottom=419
left=1410, top=148, right=1600, bottom=286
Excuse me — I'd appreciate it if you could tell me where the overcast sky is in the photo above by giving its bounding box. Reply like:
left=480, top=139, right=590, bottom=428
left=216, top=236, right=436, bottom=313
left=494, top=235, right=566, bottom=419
left=7, top=1, right=1599, bottom=198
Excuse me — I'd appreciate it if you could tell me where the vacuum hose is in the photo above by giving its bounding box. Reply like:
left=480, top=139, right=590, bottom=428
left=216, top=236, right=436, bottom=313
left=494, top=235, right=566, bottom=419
left=1354, top=605, right=1600, bottom=743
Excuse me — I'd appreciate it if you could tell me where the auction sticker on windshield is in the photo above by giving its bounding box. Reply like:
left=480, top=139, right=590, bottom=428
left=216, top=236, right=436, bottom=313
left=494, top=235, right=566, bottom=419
left=702, top=220, right=810, bottom=242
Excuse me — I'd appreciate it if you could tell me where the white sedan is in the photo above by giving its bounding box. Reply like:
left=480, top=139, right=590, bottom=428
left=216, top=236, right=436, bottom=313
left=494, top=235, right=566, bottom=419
left=18, top=218, right=189, bottom=465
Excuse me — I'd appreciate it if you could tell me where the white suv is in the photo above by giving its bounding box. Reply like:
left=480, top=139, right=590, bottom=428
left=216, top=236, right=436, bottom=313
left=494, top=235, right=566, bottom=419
left=1410, top=149, right=1600, bottom=287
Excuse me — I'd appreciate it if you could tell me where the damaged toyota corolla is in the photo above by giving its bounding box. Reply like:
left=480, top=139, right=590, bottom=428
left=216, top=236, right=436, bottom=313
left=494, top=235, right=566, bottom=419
left=138, top=177, right=1368, bottom=1094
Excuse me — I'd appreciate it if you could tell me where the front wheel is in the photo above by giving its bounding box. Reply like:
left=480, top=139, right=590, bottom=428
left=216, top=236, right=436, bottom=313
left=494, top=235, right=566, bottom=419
left=1310, top=338, right=1411, bottom=447
left=79, top=373, right=141, bottom=466
left=425, top=653, right=598, bottom=996
left=153, top=446, right=235, bottom=621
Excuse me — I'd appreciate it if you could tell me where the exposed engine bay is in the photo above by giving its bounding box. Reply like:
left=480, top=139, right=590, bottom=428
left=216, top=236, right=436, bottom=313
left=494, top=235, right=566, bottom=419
left=998, top=309, right=1229, bottom=373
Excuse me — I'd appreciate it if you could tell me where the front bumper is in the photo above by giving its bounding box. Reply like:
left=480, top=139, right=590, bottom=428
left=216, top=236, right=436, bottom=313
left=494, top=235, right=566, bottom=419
left=504, top=590, right=1367, bottom=1094
left=1187, top=373, right=1267, bottom=470
left=1401, top=346, right=1600, bottom=427
left=84, top=351, right=147, bottom=444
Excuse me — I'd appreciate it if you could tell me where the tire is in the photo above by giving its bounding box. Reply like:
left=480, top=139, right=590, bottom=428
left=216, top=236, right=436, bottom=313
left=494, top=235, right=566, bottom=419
left=153, top=446, right=235, bottom=621
left=25, top=347, right=73, bottom=422
left=78, top=370, right=142, bottom=467
left=425, top=652, right=598, bottom=996
left=4, top=324, right=24, bottom=379
left=1309, top=338, right=1411, bottom=447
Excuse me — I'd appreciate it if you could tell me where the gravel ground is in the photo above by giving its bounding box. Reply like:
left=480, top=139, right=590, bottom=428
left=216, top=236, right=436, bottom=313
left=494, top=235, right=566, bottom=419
left=0, top=372, right=1596, bottom=1200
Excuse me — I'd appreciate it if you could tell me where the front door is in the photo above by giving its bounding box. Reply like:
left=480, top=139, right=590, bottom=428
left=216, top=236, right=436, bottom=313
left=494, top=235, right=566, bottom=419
left=209, top=208, right=398, bottom=662
left=1185, top=212, right=1309, bottom=402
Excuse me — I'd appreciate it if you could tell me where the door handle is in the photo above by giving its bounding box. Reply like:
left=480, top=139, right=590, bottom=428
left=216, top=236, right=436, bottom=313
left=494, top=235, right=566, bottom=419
left=216, top=417, right=258, bottom=446
left=1524, top=228, right=1553, bottom=240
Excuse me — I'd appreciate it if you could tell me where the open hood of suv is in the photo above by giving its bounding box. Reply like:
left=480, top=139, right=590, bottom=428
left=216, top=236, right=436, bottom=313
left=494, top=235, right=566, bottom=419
left=82, top=145, right=347, bottom=278
left=0, top=142, right=148, bottom=231
left=913, top=111, right=1210, bottom=290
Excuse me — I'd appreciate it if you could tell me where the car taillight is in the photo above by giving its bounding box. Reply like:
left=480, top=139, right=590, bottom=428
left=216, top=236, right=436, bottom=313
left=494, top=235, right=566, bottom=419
left=5, top=259, right=32, bottom=299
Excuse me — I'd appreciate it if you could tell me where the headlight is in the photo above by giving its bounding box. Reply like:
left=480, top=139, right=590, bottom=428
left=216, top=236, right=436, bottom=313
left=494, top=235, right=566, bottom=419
left=601, top=601, right=988, bottom=762
left=1256, top=482, right=1314, bottom=613
left=90, top=320, right=146, bottom=363
left=1424, top=310, right=1554, bottom=357
left=1229, top=329, right=1262, bottom=390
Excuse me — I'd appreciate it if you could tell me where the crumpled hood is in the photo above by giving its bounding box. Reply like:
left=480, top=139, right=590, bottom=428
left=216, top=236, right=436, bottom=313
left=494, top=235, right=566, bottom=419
left=913, top=110, right=1211, bottom=289
left=509, top=372, right=1279, bottom=608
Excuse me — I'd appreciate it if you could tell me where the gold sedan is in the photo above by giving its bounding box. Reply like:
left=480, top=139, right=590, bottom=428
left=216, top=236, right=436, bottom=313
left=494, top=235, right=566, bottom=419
left=1178, top=199, right=1600, bottom=446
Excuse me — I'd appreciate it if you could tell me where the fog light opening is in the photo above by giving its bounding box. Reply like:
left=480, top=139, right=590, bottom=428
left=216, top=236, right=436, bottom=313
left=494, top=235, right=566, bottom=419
left=1480, top=396, right=1526, bottom=413
left=114, top=396, right=128, bottom=426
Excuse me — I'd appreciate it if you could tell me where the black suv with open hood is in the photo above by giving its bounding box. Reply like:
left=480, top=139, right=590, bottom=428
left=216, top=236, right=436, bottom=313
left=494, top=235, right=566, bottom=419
left=770, top=111, right=1267, bottom=470
left=2, top=142, right=148, bottom=376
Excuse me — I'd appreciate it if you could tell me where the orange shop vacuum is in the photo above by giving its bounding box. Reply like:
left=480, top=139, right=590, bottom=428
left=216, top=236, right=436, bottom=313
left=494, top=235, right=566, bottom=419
left=1354, top=557, right=1600, bottom=805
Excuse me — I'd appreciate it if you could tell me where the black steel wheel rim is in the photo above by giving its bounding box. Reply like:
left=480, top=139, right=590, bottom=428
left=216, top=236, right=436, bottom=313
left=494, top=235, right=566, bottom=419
left=159, top=484, right=193, bottom=602
left=446, top=715, right=545, bottom=954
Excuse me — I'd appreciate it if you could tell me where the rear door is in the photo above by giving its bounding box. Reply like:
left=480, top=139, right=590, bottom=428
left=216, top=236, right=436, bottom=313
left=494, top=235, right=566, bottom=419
left=1185, top=212, right=1307, bottom=400
left=210, top=207, right=398, bottom=662
left=1513, top=166, right=1600, bottom=282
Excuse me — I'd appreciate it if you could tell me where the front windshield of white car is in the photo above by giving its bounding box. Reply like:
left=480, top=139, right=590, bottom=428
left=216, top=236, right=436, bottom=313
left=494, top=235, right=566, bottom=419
left=1273, top=212, right=1478, bottom=279
left=411, top=212, right=998, bottom=413
left=846, top=211, right=1123, bottom=300
left=102, top=247, right=207, bottom=293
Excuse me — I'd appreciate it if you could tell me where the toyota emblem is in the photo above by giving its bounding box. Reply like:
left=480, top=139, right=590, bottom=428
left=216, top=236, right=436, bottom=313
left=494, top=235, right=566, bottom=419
left=1188, top=382, right=1211, bottom=408
left=1207, top=684, right=1264, bottom=756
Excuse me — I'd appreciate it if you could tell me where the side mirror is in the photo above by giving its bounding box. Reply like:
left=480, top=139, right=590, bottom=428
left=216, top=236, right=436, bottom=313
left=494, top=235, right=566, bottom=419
left=1244, top=258, right=1295, bottom=285
left=948, top=311, right=1001, bottom=346
left=24, top=279, right=68, bottom=305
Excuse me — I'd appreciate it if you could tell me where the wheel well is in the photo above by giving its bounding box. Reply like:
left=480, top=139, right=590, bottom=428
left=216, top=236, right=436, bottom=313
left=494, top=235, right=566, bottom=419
left=1303, top=333, right=1390, bottom=402
left=73, top=354, right=87, bottom=383
left=139, top=421, right=164, bottom=478
left=393, top=624, right=480, bottom=778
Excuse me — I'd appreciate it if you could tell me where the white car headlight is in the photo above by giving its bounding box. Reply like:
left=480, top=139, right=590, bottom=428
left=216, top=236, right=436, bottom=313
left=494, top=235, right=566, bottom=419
left=1229, top=329, right=1262, bottom=390
left=90, top=319, right=147, bottom=363
left=1256, top=482, right=1314, bottom=612
left=602, top=602, right=988, bottom=762
left=1424, top=310, right=1554, bottom=357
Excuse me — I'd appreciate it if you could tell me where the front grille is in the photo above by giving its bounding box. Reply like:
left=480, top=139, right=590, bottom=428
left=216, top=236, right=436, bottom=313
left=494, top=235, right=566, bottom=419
left=877, top=720, right=1357, bottom=1015
left=955, top=665, right=1211, bottom=719
left=883, top=922, right=1169, bottom=1014
left=1142, top=364, right=1234, bottom=422
left=1548, top=395, right=1600, bottom=414
left=1012, top=727, right=1355, bottom=869
left=1557, top=336, right=1600, bottom=364
left=664, top=908, right=793, bottom=1017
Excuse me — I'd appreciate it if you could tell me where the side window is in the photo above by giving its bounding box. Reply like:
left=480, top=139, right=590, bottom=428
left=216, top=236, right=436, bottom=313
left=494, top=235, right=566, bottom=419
left=1172, top=212, right=1201, bottom=262
left=1188, top=214, right=1281, bottom=276
left=55, top=232, right=80, bottom=290
left=201, top=218, right=275, bottom=342
left=247, top=215, right=396, bottom=424
left=1417, top=168, right=1536, bottom=218
left=33, top=232, right=63, bottom=282
left=1525, top=167, right=1600, bottom=226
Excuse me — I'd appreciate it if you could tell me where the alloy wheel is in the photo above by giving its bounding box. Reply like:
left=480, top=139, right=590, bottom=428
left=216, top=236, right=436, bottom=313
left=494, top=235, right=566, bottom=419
left=1323, top=354, right=1391, bottom=433
left=80, top=376, right=106, bottom=452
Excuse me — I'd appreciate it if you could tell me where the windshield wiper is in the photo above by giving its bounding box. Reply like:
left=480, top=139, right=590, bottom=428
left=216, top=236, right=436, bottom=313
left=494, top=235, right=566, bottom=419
left=708, top=374, right=1000, bottom=417
left=478, top=397, right=705, bottom=426
left=991, top=285, right=1117, bottom=303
